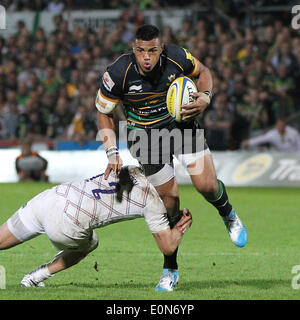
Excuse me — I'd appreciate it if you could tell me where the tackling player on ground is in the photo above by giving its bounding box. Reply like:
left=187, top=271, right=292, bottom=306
left=0, top=166, right=192, bottom=287
left=96, top=24, right=247, bottom=291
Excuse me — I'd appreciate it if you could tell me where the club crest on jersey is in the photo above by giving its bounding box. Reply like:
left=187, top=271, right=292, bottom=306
left=167, top=74, right=176, bottom=86
left=102, top=71, right=115, bottom=92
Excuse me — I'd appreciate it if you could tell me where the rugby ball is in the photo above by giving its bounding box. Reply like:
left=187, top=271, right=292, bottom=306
left=166, top=76, right=197, bottom=122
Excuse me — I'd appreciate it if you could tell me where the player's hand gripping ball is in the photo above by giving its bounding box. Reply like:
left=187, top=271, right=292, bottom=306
left=166, top=76, right=198, bottom=122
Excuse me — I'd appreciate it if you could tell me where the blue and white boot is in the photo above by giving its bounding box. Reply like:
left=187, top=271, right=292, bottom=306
left=222, top=210, right=247, bottom=247
left=155, top=269, right=179, bottom=292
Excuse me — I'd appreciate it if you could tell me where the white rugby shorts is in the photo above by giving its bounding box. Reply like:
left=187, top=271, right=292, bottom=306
left=147, top=148, right=211, bottom=187
left=7, top=188, right=98, bottom=253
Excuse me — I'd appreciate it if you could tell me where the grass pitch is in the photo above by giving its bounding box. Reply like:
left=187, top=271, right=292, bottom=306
left=0, top=182, right=299, bottom=300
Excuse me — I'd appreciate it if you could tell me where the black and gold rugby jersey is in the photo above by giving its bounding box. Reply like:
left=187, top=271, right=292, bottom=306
left=99, top=44, right=198, bottom=130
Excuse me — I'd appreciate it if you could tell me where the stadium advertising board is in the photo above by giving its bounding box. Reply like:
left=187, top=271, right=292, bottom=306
left=175, top=151, right=300, bottom=187
left=0, top=149, right=299, bottom=186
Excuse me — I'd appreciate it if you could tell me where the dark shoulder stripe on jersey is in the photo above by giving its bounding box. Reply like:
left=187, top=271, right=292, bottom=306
left=162, top=54, right=184, bottom=72
left=108, top=52, right=132, bottom=68
left=106, top=52, right=134, bottom=91
left=122, top=62, right=133, bottom=92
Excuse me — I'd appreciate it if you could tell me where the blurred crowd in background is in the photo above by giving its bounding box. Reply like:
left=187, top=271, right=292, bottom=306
left=1, top=0, right=298, bottom=11
left=0, top=0, right=300, bottom=151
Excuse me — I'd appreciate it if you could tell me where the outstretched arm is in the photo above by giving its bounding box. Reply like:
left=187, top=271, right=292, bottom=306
left=152, top=208, right=192, bottom=256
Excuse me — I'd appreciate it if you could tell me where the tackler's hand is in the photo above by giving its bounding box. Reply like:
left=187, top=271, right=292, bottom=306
left=175, top=208, right=192, bottom=234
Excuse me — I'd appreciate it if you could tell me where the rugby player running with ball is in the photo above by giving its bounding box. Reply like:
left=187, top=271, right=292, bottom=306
left=96, top=24, right=247, bottom=292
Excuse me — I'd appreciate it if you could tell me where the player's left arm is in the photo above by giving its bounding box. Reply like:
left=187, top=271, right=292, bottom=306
left=181, top=59, right=213, bottom=121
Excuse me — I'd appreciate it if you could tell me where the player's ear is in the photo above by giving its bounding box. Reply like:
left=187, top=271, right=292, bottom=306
left=131, top=41, right=136, bottom=53
left=159, top=40, right=164, bottom=52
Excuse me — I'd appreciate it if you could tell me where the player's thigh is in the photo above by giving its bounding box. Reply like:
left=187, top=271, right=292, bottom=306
left=4, top=200, right=44, bottom=247
left=0, top=222, right=22, bottom=249
left=49, top=230, right=99, bottom=254
left=44, top=213, right=99, bottom=254
left=143, top=163, right=174, bottom=186
left=143, top=163, right=179, bottom=215
left=154, top=176, right=179, bottom=199
left=186, top=153, right=218, bottom=195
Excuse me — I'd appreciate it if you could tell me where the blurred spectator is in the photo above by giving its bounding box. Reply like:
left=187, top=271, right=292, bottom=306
left=270, top=64, right=296, bottom=118
left=242, top=118, right=300, bottom=153
left=15, top=137, right=48, bottom=182
left=204, top=93, right=234, bottom=150
left=270, top=40, right=299, bottom=77
left=235, top=88, right=268, bottom=139
left=16, top=81, right=29, bottom=108
left=47, top=96, right=74, bottom=139
left=66, top=106, right=98, bottom=143
left=46, top=0, right=65, bottom=14
left=1, top=103, right=19, bottom=140
left=42, top=65, right=62, bottom=94
left=22, top=111, right=48, bottom=140
left=66, top=70, right=80, bottom=100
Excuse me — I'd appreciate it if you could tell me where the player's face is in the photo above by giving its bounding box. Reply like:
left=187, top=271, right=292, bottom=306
left=133, top=38, right=163, bottom=75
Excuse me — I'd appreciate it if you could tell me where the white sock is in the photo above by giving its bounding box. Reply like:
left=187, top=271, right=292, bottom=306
left=31, top=264, right=53, bottom=283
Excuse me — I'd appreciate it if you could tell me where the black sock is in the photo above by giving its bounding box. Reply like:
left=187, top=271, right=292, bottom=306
left=163, top=211, right=182, bottom=270
left=163, top=248, right=178, bottom=270
left=206, top=180, right=232, bottom=217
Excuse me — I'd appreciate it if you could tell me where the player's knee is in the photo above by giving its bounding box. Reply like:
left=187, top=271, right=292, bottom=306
left=86, top=232, right=99, bottom=253
left=194, top=177, right=218, bottom=196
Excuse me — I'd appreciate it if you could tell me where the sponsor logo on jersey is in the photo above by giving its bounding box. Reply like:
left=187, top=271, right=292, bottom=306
left=102, top=71, right=115, bottom=92
left=232, top=153, right=273, bottom=183
left=128, top=84, right=142, bottom=93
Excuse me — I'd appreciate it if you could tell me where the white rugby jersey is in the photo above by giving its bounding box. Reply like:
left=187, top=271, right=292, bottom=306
left=54, top=167, right=169, bottom=234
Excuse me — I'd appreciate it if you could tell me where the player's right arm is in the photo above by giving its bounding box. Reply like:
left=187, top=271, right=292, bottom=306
left=152, top=209, right=192, bottom=256
left=166, top=45, right=213, bottom=121
left=96, top=64, right=124, bottom=179
left=98, top=111, right=123, bottom=179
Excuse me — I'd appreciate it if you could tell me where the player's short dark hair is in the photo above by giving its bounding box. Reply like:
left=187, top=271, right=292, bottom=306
left=135, top=24, right=160, bottom=41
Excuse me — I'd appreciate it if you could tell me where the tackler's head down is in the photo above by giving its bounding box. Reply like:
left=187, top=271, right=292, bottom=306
left=116, top=165, right=144, bottom=202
